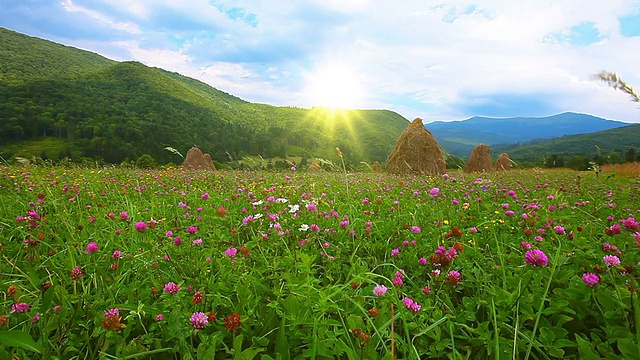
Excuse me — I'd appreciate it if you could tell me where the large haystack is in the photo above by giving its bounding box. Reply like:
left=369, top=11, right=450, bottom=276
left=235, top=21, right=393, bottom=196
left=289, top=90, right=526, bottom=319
left=465, top=144, right=493, bottom=173
left=386, top=118, right=446, bottom=176
left=181, top=146, right=216, bottom=170
left=494, top=153, right=512, bottom=171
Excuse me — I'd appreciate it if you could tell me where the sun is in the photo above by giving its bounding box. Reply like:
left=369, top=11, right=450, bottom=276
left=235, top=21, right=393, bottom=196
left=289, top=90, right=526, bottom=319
left=306, top=65, right=363, bottom=109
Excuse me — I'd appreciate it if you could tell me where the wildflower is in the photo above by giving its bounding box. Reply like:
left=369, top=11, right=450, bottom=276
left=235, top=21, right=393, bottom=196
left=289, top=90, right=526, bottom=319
left=402, top=297, right=421, bottom=312
left=520, top=241, right=532, bottom=250
left=192, top=238, right=203, bottom=246
left=11, top=303, right=29, bottom=313
left=422, top=285, right=432, bottom=295
left=119, top=211, right=130, bottom=221
left=298, top=224, right=309, bottom=231
left=0, top=315, right=7, bottom=326
left=85, top=241, right=99, bottom=254
left=603, top=255, right=621, bottom=267
left=410, top=226, right=421, bottom=233
left=31, top=313, right=40, bottom=323
left=190, top=312, right=209, bottom=329
left=306, top=203, right=317, bottom=212
left=582, top=273, right=600, bottom=287
left=390, top=247, right=400, bottom=257
left=429, top=187, right=440, bottom=197
left=70, top=266, right=83, bottom=280
left=368, top=307, right=380, bottom=318
left=173, top=237, right=182, bottom=246
left=163, top=282, right=180, bottom=294
left=207, top=312, right=217, bottom=322
left=418, top=257, right=427, bottom=265
left=554, top=226, right=566, bottom=235
left=606, top=224, right=621, bottom=235
left=7, top=285, right=17, bottom=296
left=186, top=226, right=198, bottom=234
left=224, top=312, right=242, bottom=332
left=201, top=192, right=209, bottom=200
left=112, top=250, right=123, bottom=260
left=372, top=284, right=388, bottom=297
left=216, top=205, right=228, bottom=217
left=102, top=308, right=125, bottom=332
left=53, top=305, right=61, bottom=312
left=192, top=291, right=204, bottom=304
left=155, top=314, right=164, bottom=321
left=525, top=249, right=549, bottom=267
left=134, top=221, right=148, bottom=232
left=446, top=270, right=462, bottom=285
left=621, top=217, right=639, bottom=231
left=392, top=276, right=403, bottom=287
left=225, top=247, right=238, bottom=258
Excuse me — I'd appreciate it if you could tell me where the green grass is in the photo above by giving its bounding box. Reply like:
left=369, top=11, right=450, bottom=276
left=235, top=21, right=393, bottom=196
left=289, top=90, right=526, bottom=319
left=0, top=166, right=639, bottom=359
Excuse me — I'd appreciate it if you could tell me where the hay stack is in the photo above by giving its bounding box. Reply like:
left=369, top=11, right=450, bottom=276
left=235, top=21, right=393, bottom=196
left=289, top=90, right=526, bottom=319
left=494, top=153, right=512, bottom=171
left=372, top=161, right=382, bottom=173
left=465, top=144, right=493, bottom=173
left=181, top=146, right=216, bottom=170
left=386, top=118, right=446, bottom=176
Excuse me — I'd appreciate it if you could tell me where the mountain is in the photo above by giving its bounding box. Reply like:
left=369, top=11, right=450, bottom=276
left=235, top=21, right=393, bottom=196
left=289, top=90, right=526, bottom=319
left=491, top=124, right=640, bottom=163
left=425, top=113, right=630, bottom=157
left=0, top=28, right=409, bottom=166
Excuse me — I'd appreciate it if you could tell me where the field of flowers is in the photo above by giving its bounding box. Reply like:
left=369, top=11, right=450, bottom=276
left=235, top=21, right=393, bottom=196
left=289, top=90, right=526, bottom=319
left=1, top=165, right=639, bottom=359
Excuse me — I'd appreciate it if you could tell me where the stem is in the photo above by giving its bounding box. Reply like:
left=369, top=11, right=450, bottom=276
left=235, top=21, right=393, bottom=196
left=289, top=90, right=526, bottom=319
left=524, top=244, right=561, bottom=360
left=391, top=303, right=395, bottom=360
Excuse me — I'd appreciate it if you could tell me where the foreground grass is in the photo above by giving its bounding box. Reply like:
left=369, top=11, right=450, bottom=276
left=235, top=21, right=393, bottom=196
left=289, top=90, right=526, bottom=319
left=1, top=166, right=639, bottom=359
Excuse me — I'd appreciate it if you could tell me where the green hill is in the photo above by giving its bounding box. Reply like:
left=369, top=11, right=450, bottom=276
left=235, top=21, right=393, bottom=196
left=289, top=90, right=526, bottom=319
left=492, top=124, right=640, bottom=163
left=0, top=28, right=409, bottom=166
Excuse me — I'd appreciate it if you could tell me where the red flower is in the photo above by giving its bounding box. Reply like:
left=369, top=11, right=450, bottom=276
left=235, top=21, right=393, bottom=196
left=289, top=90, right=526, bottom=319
left=224, top=312, right=242, bottom=332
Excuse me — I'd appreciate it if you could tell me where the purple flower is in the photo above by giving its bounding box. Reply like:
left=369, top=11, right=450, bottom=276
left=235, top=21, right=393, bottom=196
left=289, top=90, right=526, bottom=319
left=373, top=284, right=388, bottom=297
left=134, top=221, right=148, bottom=232
left=582, top=273, right=600, bottom=287
left=192, top=238, right=203, bottom=246
left=119, top=211, right=129, bottom=221
left=392, top=276, right=403, bottom=287
left=410, top=226, right=421, bottom=233
left=225, top=247, right=238, bottom=258
left=525, top=249, right=549, bottom=267
left=112, top=250, right=123, bottom=260
left=164, top=282, right=180, bottom=294
left=186, top=226, right=198, bottom=234
left=190, top=312, right=209, bottom=329
left=402, top=297, right=421, bottom=312
left=31, top=313, right=40, bottom=323
left=11, top=302, right=29, bottom=313
left=155, top=314, right=164, bottom=321
left=104, top=308, right=120, bottom=317
left=390, top=247, right=400, bottom=257
left=603, top=255, right=621, bottom=267
left=418, top=257, right=427, bottom=265
left=554, top=226, right=566, bottom=235
left=429, top=187, right=440, bottom=197
left=85, top=242, right=99, bottom=254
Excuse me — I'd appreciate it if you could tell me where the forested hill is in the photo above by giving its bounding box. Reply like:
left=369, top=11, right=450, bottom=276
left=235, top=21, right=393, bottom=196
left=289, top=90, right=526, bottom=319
left=0, top=27, right=409, bottom=165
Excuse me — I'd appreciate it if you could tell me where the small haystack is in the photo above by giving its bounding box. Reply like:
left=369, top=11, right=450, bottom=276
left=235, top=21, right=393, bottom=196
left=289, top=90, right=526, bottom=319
left=465, top=144, right=493, bottom=173
left=372, top=161, right=383, bottom=173
left=386, top=118, right=446, bottom=176
left=181, top=146, right=216, bottom=170
left=494, top=153, right=512, bottom=171
left=307, top=161, right=323, bottom=172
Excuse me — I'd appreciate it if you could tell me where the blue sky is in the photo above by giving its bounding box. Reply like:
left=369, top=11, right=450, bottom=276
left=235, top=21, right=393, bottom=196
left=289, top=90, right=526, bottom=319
left=2, top=0, right=640, bottom=123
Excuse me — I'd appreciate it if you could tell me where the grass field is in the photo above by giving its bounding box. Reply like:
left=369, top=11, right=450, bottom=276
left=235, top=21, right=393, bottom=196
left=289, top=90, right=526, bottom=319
left=1, top=166, right=639, bottom=359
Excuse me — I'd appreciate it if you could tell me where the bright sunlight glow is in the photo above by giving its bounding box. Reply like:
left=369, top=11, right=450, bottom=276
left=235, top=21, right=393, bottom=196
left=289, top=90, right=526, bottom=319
left=305, top=65, right=363, bottom=109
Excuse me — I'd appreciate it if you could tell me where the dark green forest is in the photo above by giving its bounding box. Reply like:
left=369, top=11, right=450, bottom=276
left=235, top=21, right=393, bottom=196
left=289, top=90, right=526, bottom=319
left=0, top=28, right=409, bottom=166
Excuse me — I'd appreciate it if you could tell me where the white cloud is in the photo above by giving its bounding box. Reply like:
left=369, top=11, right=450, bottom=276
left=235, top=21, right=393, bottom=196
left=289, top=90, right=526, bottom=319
left=8, top=0, right=640, bottom=122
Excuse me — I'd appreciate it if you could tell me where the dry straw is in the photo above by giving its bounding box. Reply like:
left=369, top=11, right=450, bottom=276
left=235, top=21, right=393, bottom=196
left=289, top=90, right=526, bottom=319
left=386, top=118, right=446, bottom=176
left=494, top=152, right=512, bottom=171
left=465, top=144, right=493, bottom=173
left=181, top=146, right=216, bottom=170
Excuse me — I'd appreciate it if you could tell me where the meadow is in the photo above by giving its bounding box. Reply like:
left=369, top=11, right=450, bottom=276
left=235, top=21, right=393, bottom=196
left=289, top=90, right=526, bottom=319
left=1, top=165, right=639, bottom=359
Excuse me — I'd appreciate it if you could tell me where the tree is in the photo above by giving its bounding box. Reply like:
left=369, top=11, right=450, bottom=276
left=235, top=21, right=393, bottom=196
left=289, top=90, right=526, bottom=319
left=135, top=154, right=156, bottom=169
left=626, top=148, right=636, bottom=163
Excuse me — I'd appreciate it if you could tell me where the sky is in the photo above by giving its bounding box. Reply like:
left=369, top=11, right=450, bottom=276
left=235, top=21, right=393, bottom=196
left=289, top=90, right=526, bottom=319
left=2, top=0, right=640, bottom=123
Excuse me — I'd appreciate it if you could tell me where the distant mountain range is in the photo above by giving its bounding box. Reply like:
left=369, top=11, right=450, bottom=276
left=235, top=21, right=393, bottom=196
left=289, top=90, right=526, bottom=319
left=425, top=113, right=631, bottom=157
